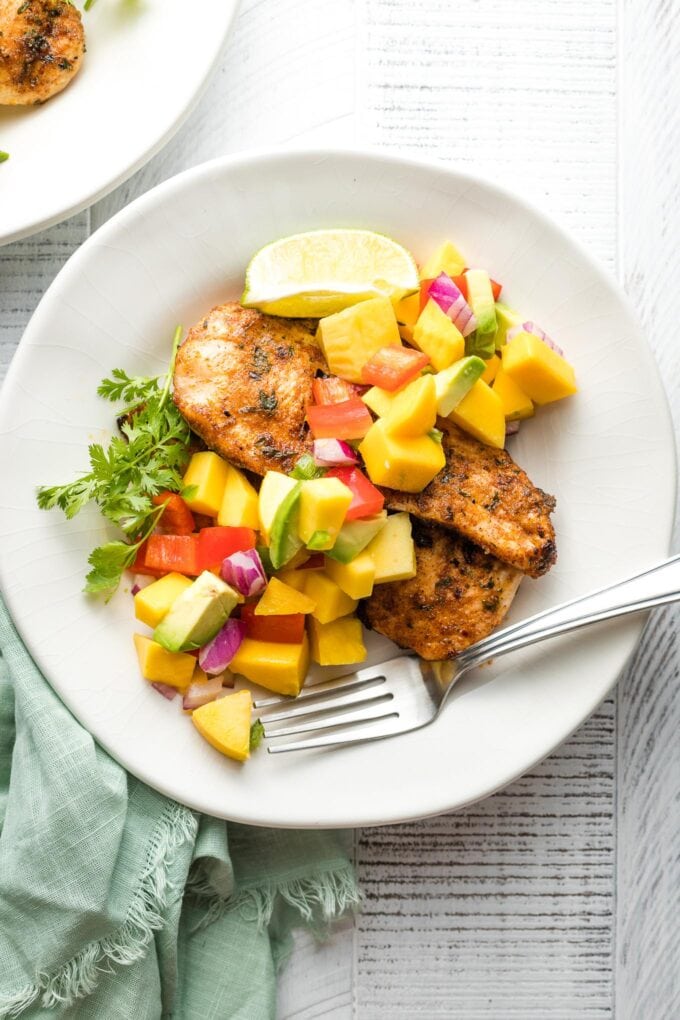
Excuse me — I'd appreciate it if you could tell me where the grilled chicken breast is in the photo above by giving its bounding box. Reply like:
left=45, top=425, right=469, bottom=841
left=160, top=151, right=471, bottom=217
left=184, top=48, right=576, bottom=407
left=174, top=304, right=556, bottom=576
left=359, top=519, right=522, bottom=660
left=174, top=303, right=323, bottom=476
left=381, top=418, right=556, bottom=577
left=0, top=0, right=84, bottom=105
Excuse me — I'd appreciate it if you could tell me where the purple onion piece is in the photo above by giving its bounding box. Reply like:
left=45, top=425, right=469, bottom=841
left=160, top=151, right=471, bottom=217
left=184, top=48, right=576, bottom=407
left=198, top=619, right=246, bottom=675
left=505, top=420, right=521, bottom=439
left=131, top=584, right=141, bottom=597
left=312, top=438, right=358, bottom=467
left=151, top=682, right=177, bottom=701
left=506, top=321, right=564, bottom=357
left=427, top=273, right=477, bottom=337
left=220, top=549, right=267, bottom=598
left=182, top=672, right=224, bottom=711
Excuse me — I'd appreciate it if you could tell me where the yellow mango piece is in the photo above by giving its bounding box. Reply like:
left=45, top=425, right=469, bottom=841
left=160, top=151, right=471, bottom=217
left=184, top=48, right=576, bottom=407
left=449, top=379, right=506, bottom=449
left=258, top=471, right=298, bottom=544
left=394, top=292, right=421, bottom=326
left=303, top=572, right=358, bottom=624
left=419, top=241, right=466, bottom=280
left=298, top=477, right=353, bottom=550
left=308, top=615, right=367, bottom=667
left=501, top=332, right=577, bottom=405
left=480, top=353, right=501, bottom=385
left=362, top=385, right=397, bottom=419
left=230, top=636, right=310, bottom=696
left=493, top=369, right=535, bottom=421
left=133, top=633, right=196, bottom=689
left=255, top=577, right=316, bottom=616
left=382, top=375, right=437, bottom=438
left=359, top=419, right=445, bottom=492
left=134, top=573, right=193, bottom=629
left=412, top=300, right=465, bottom=371
left=275, top=568, right=308, bottom=592
left=217, top=465, right=260, bottom=529
left=324, top=550, right=375, bottom=599
left=365, top=512, right=416, bottom=582
left=316, top=297, right=402, bottom=383
left=192, top=689, right=252, bottom=762
left=182, top=451, right=231, bottom=516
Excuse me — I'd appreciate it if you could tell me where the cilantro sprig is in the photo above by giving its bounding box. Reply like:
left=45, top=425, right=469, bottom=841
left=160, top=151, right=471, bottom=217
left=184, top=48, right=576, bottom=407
left=37, top=327, right=192, bottom=599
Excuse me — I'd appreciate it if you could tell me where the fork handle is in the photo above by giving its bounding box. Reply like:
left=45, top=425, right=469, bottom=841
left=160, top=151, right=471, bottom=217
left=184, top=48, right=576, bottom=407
left=455, top=553, right=680, bottom=675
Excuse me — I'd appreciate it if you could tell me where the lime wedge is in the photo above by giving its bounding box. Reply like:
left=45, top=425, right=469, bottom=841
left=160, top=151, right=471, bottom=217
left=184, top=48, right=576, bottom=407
left=241, top=229, right=419, bottom=318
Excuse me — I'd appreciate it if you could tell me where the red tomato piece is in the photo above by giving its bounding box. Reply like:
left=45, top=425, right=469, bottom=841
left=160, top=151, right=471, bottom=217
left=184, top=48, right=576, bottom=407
left=128, top=540, right=166, bottom=578
left=151, top=491, right=195, bottom=535
left=419, top=278, right=434, bottom=311
left=451, top=274, right=468, bottom=299
left=196, top=527, right=256, bottom=571
left=145, top=534, right=200, bottom=576
left=240, top=603, right=306, bottom=644
left=490, top=278, right=502, bottom=300
left=312, top=375, right=358, bottom=405
left=325, top=466, right=384, bottom=520
left=305, top=398, right=373, bottom=440
left=361, top=346, right=430, bottom=391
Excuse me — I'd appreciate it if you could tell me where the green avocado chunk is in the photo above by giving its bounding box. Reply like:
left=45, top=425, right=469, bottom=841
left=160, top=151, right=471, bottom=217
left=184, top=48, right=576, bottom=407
left=154, top=571, right=241, bottom=653
left=465, top=269, right=497, bottom=336
left=434, top=356, right=486, bottom=416
left=269, top=482, right=303, bottom=569
left=326, top=512, right=388, bottom=564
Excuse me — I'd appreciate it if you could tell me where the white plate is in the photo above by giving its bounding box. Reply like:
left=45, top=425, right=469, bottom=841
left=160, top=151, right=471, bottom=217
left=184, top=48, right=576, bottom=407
left=0, top=0, right=237, bottom=246
left=0, top=150, right=675, bottom=827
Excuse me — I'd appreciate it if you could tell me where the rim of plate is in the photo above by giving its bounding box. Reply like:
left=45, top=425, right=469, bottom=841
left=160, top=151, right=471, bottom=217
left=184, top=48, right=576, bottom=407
left=0, top=147, right=676, bottom=827
left=0, top=3, right=239, bottom=247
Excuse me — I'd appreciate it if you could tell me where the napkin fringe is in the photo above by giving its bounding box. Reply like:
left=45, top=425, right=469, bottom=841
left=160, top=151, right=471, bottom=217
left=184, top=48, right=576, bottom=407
left=0, top=802, right=197, bottom=1019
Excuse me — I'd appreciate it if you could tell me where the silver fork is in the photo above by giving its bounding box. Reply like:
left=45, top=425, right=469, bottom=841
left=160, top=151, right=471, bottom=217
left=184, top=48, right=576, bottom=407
left=255, top=554, right=680, bottom=753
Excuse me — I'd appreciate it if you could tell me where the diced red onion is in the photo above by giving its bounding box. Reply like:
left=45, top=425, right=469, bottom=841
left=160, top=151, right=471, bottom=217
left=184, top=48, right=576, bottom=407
left=182, top=672, right=224, bottom=711
left=220, top=549, right=267, bottom=598
left=131, top=584, right=141, bottom=596
left=131, top=574, right=153, bottom=596
left=198, top=619, right=246, bottom=675
left=312, top=438, right=358, bottom=467
left=506, top=321, right=564, bottom=357
left=151, top=682, right=177, bottom=701
left=505, top=420, right=521, bottom=438
left=428, top=273, right=477, bottom=337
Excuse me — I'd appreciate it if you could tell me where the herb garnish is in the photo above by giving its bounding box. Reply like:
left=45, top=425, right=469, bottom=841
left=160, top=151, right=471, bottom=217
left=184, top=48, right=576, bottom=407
left=36, top=327, right=192, bottom=599
left=0, top=152, right=9, bottom=164
left=249, top=719, right=265, bottom=751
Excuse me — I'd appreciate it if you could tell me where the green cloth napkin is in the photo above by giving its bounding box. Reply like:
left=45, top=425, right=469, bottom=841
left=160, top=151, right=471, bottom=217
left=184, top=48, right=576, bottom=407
left=0, top=599, right=359, bottom=1019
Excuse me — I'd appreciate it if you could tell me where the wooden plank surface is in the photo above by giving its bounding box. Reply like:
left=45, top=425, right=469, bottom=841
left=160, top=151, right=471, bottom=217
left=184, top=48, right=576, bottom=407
left=0, top=0, right=678, bottom=1017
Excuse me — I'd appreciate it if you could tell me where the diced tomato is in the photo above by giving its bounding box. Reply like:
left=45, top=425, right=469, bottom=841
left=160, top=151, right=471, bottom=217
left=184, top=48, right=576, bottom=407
left=196, top=527, right=256, bottom=571
left=151, top=491, right=195, bottom=535
left=192, top=512, right=216, bottom=530
left=145, top=534, right=200, bottom=576
left=451, top=274, right=468, bottom=299
left=361, top=346, right=430, bottom=391
left=325, top=466, right=384, bottom=520
left=490, top=278, right=502, bottom=300
left=297, top=553, right=325, bottom=570
left=312, top=375, right=358, bottom=405
left=419, top=279, right=434, bottom=311
left=306, top=397, right=373, bottom=440
left=128, top=540, right=166, bottom=578
left=240, top=603, right=306, bottom=644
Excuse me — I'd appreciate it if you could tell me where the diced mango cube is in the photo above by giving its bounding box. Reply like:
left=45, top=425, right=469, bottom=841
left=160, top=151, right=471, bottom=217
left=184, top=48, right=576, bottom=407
left=412, top=300, right=465, bottom=371
left=255, top=577, right=316, bottom=616
left=303, top=572, right=358, bottom=624
left=133, top=633, right=196, bottom=689
left=182, top=452, right=231, bottom=516
left=394, top=292, right=421, bottom=326
left=316, top=298, right=402, bottom=383
left=192, top=689, right=252, bottom=762
left=362, top=385, right=398, bottom=419
left=298, top=477, right=353, bottom=550
left=308, top=615, right=367, bottom=667
left=134, top=572, right=193, bottom=629
left=359, top=419, right=445, bottom=492
left=493, top=369, right=535, bottom=421
left=382, top=375, right=437, bottom=438
left=258, top=471, right=298, bottom=544
left=501, top=332, right=577, bottom=404
left=275, top=568, right=308, bottom=592
left=230, top=636, right=309, bottom=696
left=449, top=379, right=506, bottom=449
left=480, top=353, right=501, bottom=385
left=324, top=550, right=375, bottom=599
left=419, top=241, right=466, bottom=280
left=217, top=465, right=260, bottom=529
left=365, top=512, right=416, bottom=583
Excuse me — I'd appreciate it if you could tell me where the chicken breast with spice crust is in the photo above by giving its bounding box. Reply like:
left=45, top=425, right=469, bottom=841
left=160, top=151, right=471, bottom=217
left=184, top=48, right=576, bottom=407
left=0, top=0, right=84, bottom=105
left=359, top=519, right=523, bottom=660
left=173, top=303, right=323, bottom=477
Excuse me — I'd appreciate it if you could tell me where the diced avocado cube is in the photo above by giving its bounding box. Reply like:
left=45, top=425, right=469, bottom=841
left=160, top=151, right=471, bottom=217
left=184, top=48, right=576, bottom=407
left=268, top=482, right=304, bottom=569
left=493, top=303, right=524, bottom=349
left=258, top=471, right=298, bottom=544
left=433, top=356, right=486, bottom=416
left=153, top=571, right=242, bottom=653
left=465, top=269, right=497, bottom=336
left=325, top=512, right=388, bottom=564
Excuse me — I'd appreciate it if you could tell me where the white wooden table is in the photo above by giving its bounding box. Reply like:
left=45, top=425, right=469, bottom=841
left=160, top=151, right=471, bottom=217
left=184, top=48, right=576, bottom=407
left=1, top=2, right=678, bottom=1016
